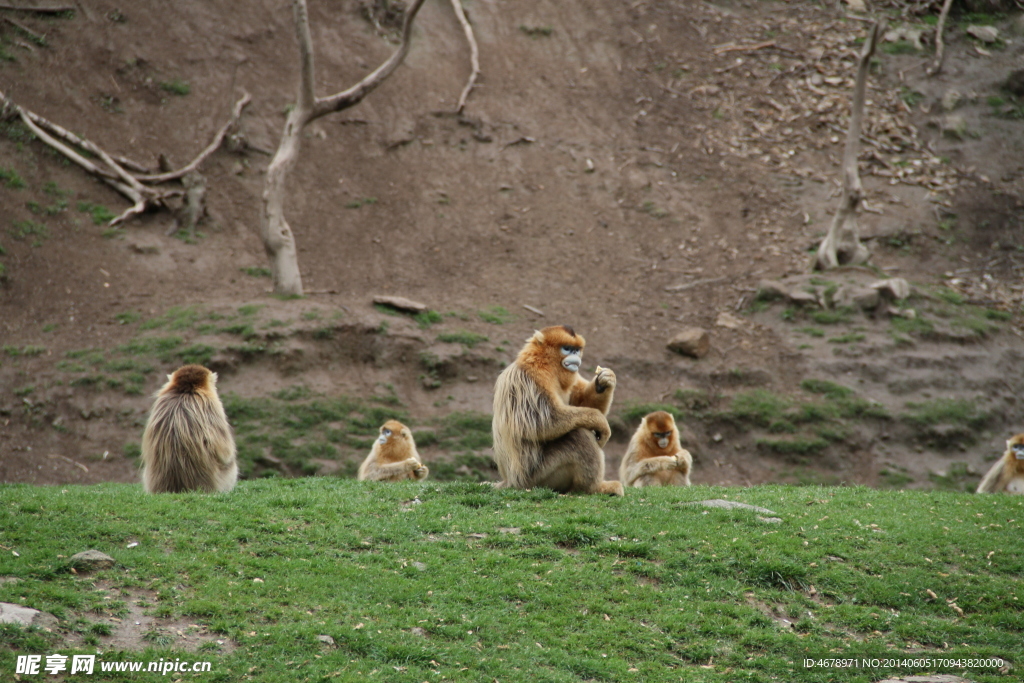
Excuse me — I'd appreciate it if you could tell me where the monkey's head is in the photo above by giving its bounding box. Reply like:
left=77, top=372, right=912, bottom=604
left=644, top=411, right=678, bottom=450
left=523, top=325, right=586, bottom=376
left=164, top=364, right=217, bottom=395
left=377, top=420, right=412, bottom=448
left=1009, top=433, right=1024, bottom=460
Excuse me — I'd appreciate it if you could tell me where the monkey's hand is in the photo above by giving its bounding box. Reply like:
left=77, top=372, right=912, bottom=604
left=593, top=366, right=616, bottom=395
left=413, top=464, right=429, bottom=481
left=592, top=415, right=612, bottom=447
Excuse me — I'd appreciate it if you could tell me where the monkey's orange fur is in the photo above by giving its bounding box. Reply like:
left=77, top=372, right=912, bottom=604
left=358, top=420, right=429, bottom=482
left=141, top=364, right=237, bottom=493
left=976, top=433, right=1024, bottom=494
left=619, top=411, right=692, bottom=488
left=491, top=325, right=622, bottom=495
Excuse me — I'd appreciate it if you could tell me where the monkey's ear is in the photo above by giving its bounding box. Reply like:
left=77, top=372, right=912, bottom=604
left=529, top=330, right=545, bottom=344
left=166, top=374, right=174, bottom=382
left=210, top=371, right=219, bottom=384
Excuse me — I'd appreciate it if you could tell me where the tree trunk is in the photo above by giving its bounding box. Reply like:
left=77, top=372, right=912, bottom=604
left=260, top=107, right=307, bottom=296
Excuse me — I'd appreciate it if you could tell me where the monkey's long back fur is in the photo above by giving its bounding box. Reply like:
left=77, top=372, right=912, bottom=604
left=491, top=362, right=552, bottom=487
left=142, top=365, right=238, bottom=493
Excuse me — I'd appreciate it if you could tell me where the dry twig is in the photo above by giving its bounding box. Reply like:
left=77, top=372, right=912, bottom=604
left=449, top=0, right=480, bottom=113
left=0, top=3, right=73, bottom=13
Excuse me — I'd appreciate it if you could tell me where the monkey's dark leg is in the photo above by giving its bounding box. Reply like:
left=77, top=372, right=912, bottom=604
left=533, top=430, right=622, bottom=495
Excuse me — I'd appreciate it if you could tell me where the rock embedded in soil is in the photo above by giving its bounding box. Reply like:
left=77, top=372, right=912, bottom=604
left=372, top=295, right=428, bottom=313
left=0, top=602, right=59, bottom=631
left=686, top=499, right=778, bottom=515
left=965, top=25, right=999, bottom=44
left=69, top=549, right=116, bottom=571
left=667, top=328, right=710, bottom=358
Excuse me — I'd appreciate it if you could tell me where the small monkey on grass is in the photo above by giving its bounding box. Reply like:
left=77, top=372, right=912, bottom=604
left=976, top=433, right=1024, bottom=494
left=619, top=411, right=692, bottom=488
left=491, top=325, right=623, bottom=496
left=358, top=420, right=429, bottom=482
left=141, top=364, right=237, bottom=493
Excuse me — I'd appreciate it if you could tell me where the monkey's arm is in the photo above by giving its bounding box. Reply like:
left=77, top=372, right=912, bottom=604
left=976, top=457, right=1009, bottom=493
left=362, top=458, right=424, bottom=482
left=569, top=367, right=616, bottom=415
left=537, top=399, right=612, bottom=447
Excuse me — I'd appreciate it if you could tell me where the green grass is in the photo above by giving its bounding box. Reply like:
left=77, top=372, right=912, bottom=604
left=10, top=220, right=48, bottom=246
left=477, top=306, right=512, bottom=325
left=158, top=79, right=190, bottom=96
left=240, top=266, right=272, bottom=278
left=414, top=310, right=443, bottom=328
left=0, top=166, right=25, bottom=189
left=224, top=389, right=495, bottom=481
left=3, top=344, right=46, bottom=357
left=437, top=331, right=488, bottom=348
left=1, top=481, right=1022, bottom=682
left=76, top=202, right=116, bottom=226
left=827, top=332, right=865, bottom=344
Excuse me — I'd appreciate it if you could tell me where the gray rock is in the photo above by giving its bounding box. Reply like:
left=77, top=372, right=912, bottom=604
left=872, top=277, right=910, bottom=300
left=756, top=516, right=783, bottom=524
left=317, top=634, right=336, bottom=647
left=756, top=280, right=790, bottom=301
left=411, top=627, right=428, bottom=638
left=69, top=550, right=116, bottom=571
left=835, top=285, right=880, bottom=311
left=372, top=295, right=427, bottom=313
left=877, top=676, right=977, bottom=683
left=667, top=328, right=710, bottom=359
left=940, top=89, right=962, bottom=112
left=685, top=499, right=778, bottom=515
left=0, top=577, right=21, bottom=586
left=966, top=25, right=998, bottom=44
left=941, top=114, right=968, bottom=140
left=0, top=603, right=58, bottom=631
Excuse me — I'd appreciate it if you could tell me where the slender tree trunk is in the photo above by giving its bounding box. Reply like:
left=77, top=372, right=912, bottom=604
left=260, top=107, right=308, bottom=296
left=258, top=0, right=428, bottom=296
left=814, top=20, right=883, bottom=271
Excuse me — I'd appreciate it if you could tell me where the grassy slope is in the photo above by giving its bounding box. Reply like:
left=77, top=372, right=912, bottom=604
left=1, top=481, right=1023, bottom=682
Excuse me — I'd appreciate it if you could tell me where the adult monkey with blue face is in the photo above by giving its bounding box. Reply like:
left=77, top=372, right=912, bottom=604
left=976, top=434, right=1024, bottom=494
left=491, top=325, right=623, bottom=496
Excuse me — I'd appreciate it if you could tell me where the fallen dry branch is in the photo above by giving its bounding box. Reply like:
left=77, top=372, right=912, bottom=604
left=0, top=3, right=74, bottom=13
left=713, top=40, right=778, bottom=55
left=450, top=0, right=480, bottom=113
left=0, top=89, right=250, bottom=226
left=926, top=0, right=954, bottom=77
left=135, top=91, right=251, bottom=183
left=814, top=20, right=884, bottom=271
left=665, top=276, right=728, bottom=292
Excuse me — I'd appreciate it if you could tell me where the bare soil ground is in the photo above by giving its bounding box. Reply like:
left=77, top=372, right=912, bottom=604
left=2, top=0, right=1023, bottom=491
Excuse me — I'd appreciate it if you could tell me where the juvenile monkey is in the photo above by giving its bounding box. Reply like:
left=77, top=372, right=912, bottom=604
left=358, top=420, right=429, bottom=482
left=491, top=325, right=623, bottom=496
left=141, top=364, right=238, bottom=493
left=976, top=434, right=1024, bottom=494
left=619, top=411, right=692, bottom=488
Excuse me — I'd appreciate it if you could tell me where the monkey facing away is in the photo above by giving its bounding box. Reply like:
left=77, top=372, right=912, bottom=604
left=619, top=411, right=692, bottom=488
left=358, top=420, right=429, bottom=482
left=491, top=325, right=623, bottom=496
left=141, top=364, right=238, bottom=493
left=976, top=434, right=1024, bottom=494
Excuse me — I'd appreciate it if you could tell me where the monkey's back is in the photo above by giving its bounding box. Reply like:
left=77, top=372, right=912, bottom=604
left=491, top=362, right=554, bottom=486
left=142, top=390, right=237, bottom=493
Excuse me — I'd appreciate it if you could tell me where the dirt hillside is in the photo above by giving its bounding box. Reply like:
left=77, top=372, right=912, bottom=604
left=2, top=0, right=1024, bottom=491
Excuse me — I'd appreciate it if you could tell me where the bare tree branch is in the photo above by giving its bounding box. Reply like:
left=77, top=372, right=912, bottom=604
left=815, top=20, right=884, bottom=271
left=260, top=0, right=432, bottom=296
left=926, top=0, right=954, bottom=77
left=450, top=0, right=480, bottom=113
left=312, top=0, right=428, bottom=120
left=135, top=91, right=251, bottom=182
left=0, top=4, right=74, bottom=13
left=1, top=87, right=246, bottom=227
